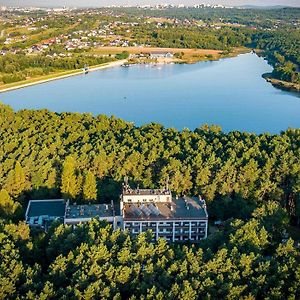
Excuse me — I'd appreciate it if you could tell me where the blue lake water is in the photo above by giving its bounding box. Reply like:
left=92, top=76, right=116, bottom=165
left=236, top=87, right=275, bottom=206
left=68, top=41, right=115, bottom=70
left=1, top=52, right=299, bottom=133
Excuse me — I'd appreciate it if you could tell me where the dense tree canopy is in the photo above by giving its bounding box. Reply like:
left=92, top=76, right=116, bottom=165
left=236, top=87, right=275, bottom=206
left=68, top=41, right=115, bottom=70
left=0, top=202, right=299, bottom=299
left=0, top=54, right=116, bottom=84
left=0, top=104, right=300, bottom=221
left=0, top=105, right=299, bottom=298
left=252, top=30, right=300, bottom=84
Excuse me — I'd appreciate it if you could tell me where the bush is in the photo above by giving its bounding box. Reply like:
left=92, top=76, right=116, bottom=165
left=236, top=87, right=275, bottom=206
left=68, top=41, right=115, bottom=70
left=2, top=72, right=26, bottom=84
left=115, top=51, right=130, bottom=60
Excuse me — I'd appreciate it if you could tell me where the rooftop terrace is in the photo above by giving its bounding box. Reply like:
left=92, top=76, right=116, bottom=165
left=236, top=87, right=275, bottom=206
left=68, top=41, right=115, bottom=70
left=123, top=187, right=171, bottom=196
left=26, top=199, right=66, bottom=218
left=65, top=203, right=119, bottom=219
left=123, top=196, right=208, bottom=220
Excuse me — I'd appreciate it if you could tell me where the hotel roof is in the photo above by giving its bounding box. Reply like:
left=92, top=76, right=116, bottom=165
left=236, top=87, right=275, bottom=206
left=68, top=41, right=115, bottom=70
left=26, top=199, right=66, bottom=218
left=65, top=203, right=120, bottom=220
left=122, top=188, right=171, bottom=196
left=123, top=196, right=208, bottom=221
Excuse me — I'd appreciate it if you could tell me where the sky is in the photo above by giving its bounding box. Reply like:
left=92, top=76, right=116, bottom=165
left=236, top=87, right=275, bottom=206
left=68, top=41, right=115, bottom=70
left=1, top=0, right=300, bottom=7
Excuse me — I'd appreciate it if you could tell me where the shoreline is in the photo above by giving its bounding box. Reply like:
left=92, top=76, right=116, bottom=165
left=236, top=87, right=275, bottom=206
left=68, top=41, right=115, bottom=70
left=0, top=59, right=127, bottom=93
left=0, top=47, right=247, bottom=93
left=262, top=73, right=300, bottom=93
left=0, top=47, right=249, bottom=94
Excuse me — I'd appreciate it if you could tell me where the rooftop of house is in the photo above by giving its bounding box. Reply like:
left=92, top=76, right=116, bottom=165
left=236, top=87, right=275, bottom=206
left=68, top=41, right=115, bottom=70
left=65, top=203, right=120, bottom=220
left=26, top=199, right=66, bottom=218
left=123, top=196, right=208, bottom=221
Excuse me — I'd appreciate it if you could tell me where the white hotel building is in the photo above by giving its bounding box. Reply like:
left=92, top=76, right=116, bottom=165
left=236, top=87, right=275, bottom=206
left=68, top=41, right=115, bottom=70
left=121, top=182, right=208, bottom=242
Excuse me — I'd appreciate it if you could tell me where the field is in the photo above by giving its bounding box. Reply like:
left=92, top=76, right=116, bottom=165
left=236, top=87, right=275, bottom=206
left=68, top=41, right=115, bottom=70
left=90, top=46, right=248, bottom=63
left=91, top=46, right=222, bottom=56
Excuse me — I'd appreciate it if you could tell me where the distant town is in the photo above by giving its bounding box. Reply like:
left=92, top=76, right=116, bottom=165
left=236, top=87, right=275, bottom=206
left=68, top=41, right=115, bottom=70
left=0, top=5, right=240, bottom=58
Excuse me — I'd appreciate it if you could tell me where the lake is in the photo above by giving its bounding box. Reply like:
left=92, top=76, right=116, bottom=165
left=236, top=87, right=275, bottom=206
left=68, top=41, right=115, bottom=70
left=1, top=52, right=299, bottom=133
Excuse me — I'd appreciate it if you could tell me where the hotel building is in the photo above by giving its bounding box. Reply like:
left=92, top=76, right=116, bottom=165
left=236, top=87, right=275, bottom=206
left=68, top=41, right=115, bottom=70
left=121, top=182, right=208, bottom=242
left=25, top=181, right=208, bottom=242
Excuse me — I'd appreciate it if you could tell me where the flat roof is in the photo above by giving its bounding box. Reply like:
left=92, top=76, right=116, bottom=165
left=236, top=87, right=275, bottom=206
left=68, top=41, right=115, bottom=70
left=65, top=203, right=120, bottom=219
left=26, top=199, right=65, bottom=218
left=123, top=188, right=171, bottom=196
left=123, top=196, right=208, bottom=221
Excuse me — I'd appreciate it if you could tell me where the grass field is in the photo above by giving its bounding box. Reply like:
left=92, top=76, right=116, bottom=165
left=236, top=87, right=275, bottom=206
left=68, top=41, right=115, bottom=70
left=91, top=46, right=223, bottom=56
left=90, top=46, right=248, bottom=63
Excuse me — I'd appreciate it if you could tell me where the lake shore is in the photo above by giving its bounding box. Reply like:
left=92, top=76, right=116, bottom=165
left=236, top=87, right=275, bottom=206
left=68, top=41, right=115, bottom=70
left=263, top=73, right=300, bottom=93
left=2, top=52, right=299, bottom=133
left=0, top=60, right=127, bottom=93
left=0, top=47, right=248, bottom=93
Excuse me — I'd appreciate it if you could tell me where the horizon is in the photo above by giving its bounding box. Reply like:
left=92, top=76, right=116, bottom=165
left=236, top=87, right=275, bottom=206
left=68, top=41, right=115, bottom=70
left=1, top=1, right=300, bottom=8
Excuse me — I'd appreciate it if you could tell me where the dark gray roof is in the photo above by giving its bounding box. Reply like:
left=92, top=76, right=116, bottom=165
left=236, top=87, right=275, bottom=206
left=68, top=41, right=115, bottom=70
left=65, top=203, right=119, bottom=219
left=27, top=200, right=65, bottom=218
left=123, top=188, right=171, bottom=196
left=123, top=196, right=208, bottom=221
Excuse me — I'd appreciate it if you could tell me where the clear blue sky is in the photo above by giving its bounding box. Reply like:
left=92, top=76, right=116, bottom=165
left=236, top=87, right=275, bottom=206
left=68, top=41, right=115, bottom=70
left=1, top=0, right=300, bottom=7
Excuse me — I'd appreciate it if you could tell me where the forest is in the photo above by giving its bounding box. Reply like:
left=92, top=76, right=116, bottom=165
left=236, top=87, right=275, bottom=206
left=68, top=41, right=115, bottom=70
left=0, top=104, right=300, bottom=298
left=0, top=54, right=116, bottom=84
left=109, top=7, right=300, bottom=28
left=252, top=30, right=300, bottom=84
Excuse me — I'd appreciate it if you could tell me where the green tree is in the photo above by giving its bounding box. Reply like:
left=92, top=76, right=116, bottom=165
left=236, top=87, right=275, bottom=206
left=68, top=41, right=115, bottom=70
left=83, top=171, right=97, bottom=201
left=0, top=189, right=20, bottom=217
left=4, top=161, right=28, bottom=198
left=61, top=156, right=78, bottom=199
